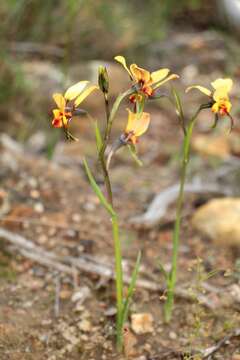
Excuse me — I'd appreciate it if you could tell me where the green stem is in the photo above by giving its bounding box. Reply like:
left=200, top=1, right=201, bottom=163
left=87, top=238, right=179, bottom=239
left=98, top=89, right=131, bottom=206
left=112, top=214, right=124, bottom=351
left=100, top=89, right=132, bottom=157
left=100, top=156, right=113, bottom=206
left=164, top=107, right=201, bottom=322
left=97, top=90, right=131, bottom=350
left=99, top=92, right=113, bottom=205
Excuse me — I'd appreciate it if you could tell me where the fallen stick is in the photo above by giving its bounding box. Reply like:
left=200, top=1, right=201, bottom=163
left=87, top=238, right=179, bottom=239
left=201, top=328, right=240, bottom=358
left=0, top=228, right=219, bottom=307
left=130, top=181, right=231, bottom=228
left=0, top=228, right=158, bottom=289
left=130, top=156, right=240, bottom=229
left=0, top=216, right=82, bottom=232
left=156, top=328, right=240, bottom=359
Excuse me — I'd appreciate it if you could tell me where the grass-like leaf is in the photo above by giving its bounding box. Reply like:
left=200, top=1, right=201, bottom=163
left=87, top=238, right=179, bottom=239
left=121, top=251, right=141, bottom=327
left=171, top=86, right=186, bottom=134
left=127, top=144, right=143, bottom=167
left=83, top=158, right=115, bottom=216
left=94, top=120, right=103, bottom=153
left=158, top=260, right=169, bottom=281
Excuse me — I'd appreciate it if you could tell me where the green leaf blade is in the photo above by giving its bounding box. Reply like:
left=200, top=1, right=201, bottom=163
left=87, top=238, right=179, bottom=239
left=94, top=120, right=103, bottom=153
left=121, top=251, right=141, bottom=327
left=83, top=158, right=115, bottom=217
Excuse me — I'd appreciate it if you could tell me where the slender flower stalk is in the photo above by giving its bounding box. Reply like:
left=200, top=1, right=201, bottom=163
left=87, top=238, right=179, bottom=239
left=112, top=213, right=124, bottom=349
left=164, top=78, right=234, bottom=321
left=97, top=68, right=139, bottom=349
left=98, top=89, right=133, bottom=205
left=164, top=105, right=205, bottom=322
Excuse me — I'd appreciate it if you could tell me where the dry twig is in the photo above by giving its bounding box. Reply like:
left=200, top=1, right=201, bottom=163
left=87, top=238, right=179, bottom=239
left=0, top=228, right=225, bottom=308
left=201, top=328, right=240, bottom=358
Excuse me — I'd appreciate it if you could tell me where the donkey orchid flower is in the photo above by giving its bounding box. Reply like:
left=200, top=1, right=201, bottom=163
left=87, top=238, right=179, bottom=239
left=114, top=55, right=179, bottom=101
left=52, top=81, right=98, bottom=128
left=121, top=109, right=150, bottom=145
left=186, top=78, right=234, bottom=129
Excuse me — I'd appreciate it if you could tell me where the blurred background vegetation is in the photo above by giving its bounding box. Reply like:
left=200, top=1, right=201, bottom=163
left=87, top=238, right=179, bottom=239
left=0, top=0, right=235, bottom=147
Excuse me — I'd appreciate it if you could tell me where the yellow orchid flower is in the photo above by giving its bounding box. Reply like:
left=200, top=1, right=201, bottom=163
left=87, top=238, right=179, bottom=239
left=52, top=93, right=70, bottom=128
left=52, top=81, right=98, bottom=128
left=186, top=78, right=233, bottom=117
left=114, top=55, right=179, bottom=101
left=123, top=109, right=150, bottom=145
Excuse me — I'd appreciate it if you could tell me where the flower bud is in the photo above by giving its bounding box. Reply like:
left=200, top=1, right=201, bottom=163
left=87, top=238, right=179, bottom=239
left=98, top=66, right=109, bottom=94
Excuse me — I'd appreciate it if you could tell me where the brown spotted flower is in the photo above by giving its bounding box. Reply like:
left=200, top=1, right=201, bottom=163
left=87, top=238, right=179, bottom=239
left=114, top=55, right=179, bottom=102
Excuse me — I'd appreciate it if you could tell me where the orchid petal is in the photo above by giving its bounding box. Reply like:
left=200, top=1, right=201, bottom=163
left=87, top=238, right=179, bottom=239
left=53, top=93, right=65, bottom=111
left=151, top=68, right=170, bottom=83
left=53, top=109, right=61, bottom=118
left=211, top=78, right=233, bottom=92
left=114, top=55, right=132, bottom=78
left=130, top=64, right=151, bottom=83
left=74, top=85, right=98, bottom=107
left=213, top=86, right=229, bottom=102
left=134, top=112, right=151, bottom=137
left=153, top=74, right=179, bottom=89
left=126, top=109, right=150, bottom=137
left=186, top=85, right=211, bottom=97
left=64, top=81, right=89, bottom=101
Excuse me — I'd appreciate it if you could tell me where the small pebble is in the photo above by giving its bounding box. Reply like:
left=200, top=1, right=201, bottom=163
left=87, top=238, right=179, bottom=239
left=72, top=213, right=81, bottom=222
left=71, top=286, right=91, bottom=304
left=34, top=202, right=44, bottom=213
left=77, top=319, right=92, bottom=332
left=30, top=189, right=40, bottom=199
left=131, top=313, right=154, bottom=334
left=169, top=331, right=177, bottom=340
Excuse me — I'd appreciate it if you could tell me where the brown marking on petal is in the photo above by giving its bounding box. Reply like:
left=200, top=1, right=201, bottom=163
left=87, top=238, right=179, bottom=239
left=129, top=94, right=137, bottom=103
left=142, top=85, right=153, bottom=97
left=52, top=118, right=62, bottom=128
left=219, top=105, right=228, bottom=116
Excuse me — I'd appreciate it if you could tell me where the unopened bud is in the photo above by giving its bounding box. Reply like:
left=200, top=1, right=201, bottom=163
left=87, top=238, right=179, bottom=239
left=98, top=66, right=109, bottom=94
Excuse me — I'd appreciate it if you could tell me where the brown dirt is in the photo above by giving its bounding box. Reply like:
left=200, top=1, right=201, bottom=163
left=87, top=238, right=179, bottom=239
left=1, top=29, right=240, bottom=360
left=0, top=100, right=240, bottom=360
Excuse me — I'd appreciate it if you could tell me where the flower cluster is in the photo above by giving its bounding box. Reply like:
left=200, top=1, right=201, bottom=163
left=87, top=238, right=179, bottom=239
left=50, top=55, right=236, bottom=347
left=51, top=56, right=235, bottom=147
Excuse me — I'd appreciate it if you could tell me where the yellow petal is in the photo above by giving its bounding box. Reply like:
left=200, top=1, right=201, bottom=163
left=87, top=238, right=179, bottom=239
left=64, top=81, right=89, bottom=101
left=225, top=100, right=232, bottom=113
left=53, top=93, right=65, bottom=111
left=114, top=55, right=132, bottom=78
left=153, top=74, right=179, bottom=89
left=53, top=109, right=61, bottom=118
left=126, top=109, right=136, bottom=133
left=213, top=86, right=229, bottom=102
left=151, top=68, right=169, bottom=83
left=185, top=85, right=211, bottom=97
left=212, top=99, right=232, bottom=115
left=134, top=112, right=151, bottom=137
left=130, top=64, right=151, bottom=83
left=74, top=85, right=98, bottom=107
left=211, top=78, right=233, bottom=92
left=62, top=115, right=68, bottom=127
left=126, top=109, right=150, bottom=137
left=211, top=102, right=219, bottom=113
